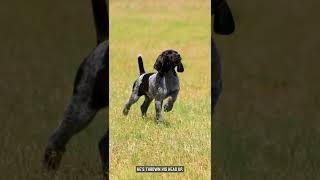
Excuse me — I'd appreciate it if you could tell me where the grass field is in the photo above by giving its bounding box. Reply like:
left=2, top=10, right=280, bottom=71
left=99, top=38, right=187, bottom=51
left=109, top=0, right=211, bottom=179
left=0, top=1, right=106, bottom=179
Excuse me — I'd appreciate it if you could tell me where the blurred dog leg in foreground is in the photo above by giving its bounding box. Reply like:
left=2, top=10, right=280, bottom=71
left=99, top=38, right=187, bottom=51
left=42, top=0, right=109, bottom=177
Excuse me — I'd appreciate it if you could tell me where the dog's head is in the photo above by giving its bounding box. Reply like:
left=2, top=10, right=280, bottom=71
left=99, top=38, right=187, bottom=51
left=154, top=50, right=184, bottom=75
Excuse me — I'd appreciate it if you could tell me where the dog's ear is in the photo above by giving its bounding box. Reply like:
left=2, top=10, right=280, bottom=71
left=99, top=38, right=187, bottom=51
left=177, top=62, right=184, bottom=72
left=154, top=54, right=163, bottom=72
left=155, top=53, right=171, bottom=75
left=213, top=0, right=235, bottom=35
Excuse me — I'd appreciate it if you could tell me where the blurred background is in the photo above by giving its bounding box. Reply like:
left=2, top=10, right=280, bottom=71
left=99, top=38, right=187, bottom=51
left=214, top=0, right=320, bottom=179
left=0, top=1, right=106, bottom=179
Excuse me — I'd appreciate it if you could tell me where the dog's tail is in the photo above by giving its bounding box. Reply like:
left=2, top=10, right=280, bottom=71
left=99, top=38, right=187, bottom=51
left=137, top=54, right=145, bottom=75
left=91, top=0, right=108, bottom=45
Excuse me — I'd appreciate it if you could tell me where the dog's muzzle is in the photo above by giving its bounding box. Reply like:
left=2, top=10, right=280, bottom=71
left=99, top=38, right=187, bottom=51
left=177, top=62, right=184, bottom=72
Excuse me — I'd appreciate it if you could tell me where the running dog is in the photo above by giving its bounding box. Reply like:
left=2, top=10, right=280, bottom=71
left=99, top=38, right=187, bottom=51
left=123, top=50, right=184, bottom=123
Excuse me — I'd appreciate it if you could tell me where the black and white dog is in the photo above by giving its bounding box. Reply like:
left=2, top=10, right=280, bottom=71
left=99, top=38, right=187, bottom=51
left=123, top=50, right=184, bottom=123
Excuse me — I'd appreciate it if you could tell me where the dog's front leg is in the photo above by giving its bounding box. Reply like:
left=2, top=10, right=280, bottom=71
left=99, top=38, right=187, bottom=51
left=155, top=99, right=163, bottom=123
left=164, top=90, right=179, bottom=112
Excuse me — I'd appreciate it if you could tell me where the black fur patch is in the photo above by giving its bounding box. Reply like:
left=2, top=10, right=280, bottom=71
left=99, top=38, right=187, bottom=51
left=92, top=64, right=107, bottom=109
left=138, top=73, right=154, bottom=96
left=132, top=80, right=137, bottom=90
left=73, top=59, right=86, bottom=95
left=92, top=48, right=108, bottom=109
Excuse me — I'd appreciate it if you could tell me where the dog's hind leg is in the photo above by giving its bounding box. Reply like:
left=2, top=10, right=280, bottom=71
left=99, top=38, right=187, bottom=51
left=123, top=93, right=140, bottom=116
left=140, top=96, right=153, bottom=117
left=43, top=94, right=98, bottom=171
left=42, top=53, right=107, bottom=171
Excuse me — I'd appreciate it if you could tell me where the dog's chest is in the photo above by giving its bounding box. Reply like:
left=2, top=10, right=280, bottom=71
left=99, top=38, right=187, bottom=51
left=164, top=75, right=179, bottom=93
left=149, top=74, right=179, bottom=97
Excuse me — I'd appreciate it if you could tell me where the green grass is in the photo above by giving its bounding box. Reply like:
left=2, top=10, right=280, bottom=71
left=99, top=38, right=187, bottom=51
left=110, top=0, right=211, bottom=179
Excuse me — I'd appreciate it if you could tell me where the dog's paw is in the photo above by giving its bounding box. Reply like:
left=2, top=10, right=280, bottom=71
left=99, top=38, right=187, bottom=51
left=156, top=119, right=164, bottom=125
left=164, top=103, right=173, bottom=112
left=42, top=148, right=64, bottom=172
left=123, top=108, right=129, bottom=116
left=155, top=115, right=164, bottom=124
